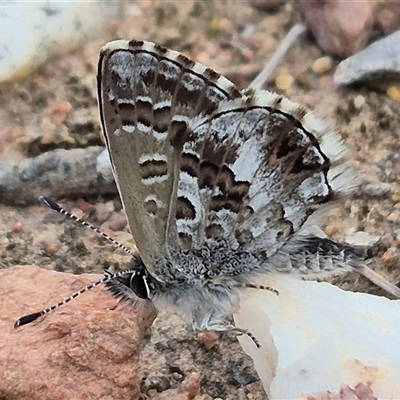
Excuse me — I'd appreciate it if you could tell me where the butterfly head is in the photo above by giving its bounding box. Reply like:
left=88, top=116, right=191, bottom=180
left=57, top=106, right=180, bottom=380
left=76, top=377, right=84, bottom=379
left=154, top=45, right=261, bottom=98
left=105, top=257, right=160, bottom=302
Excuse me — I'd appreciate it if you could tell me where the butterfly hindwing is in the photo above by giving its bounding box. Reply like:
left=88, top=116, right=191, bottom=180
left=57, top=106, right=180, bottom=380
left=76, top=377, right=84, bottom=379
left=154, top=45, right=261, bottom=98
left=169, top=89, right=355, bottom=264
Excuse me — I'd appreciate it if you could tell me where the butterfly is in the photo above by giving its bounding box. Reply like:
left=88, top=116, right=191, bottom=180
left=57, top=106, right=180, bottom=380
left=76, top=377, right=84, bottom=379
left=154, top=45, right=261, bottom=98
left=96, top=40, right=367, bottom=334
left=15, top=40, right=368, bottom=337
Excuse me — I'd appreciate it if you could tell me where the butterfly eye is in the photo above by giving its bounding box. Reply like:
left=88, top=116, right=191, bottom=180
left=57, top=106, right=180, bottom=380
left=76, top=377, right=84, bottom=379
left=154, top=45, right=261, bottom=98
left=129, top=270, right=150, bottom=300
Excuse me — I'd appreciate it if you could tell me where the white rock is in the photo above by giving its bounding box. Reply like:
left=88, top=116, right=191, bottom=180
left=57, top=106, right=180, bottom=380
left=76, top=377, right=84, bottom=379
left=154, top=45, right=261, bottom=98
left=353, top=94, right=366, bottom=109
left=344, top=230, right=380, bottom=247
left=334, top=30, right=400, bottom=85
left=0, top=1, right=119, bottom=82
left=235, top=275, right=400, bottom=399
left=364, top=181, right=392, bottom=197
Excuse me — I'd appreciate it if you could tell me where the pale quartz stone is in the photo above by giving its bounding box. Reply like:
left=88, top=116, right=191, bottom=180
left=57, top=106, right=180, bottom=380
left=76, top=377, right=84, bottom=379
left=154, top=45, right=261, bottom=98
left=0, top=2, right=121, bottom=82
left=235, top=275, right=400, bottom=399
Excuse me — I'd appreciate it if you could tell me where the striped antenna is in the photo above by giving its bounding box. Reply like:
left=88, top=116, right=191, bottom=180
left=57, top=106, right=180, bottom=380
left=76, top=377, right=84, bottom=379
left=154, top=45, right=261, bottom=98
left=14, top=269, right=137, bottom=328
left=231, top=283, right=279, bottom=296
left=39, top=196, right=135, bottom=257
left=14, top=197, right=138, bottom=328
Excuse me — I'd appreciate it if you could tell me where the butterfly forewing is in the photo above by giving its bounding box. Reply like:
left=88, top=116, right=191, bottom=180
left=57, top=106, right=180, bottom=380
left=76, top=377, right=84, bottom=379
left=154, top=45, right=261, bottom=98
left=98, top=40, right=241, bottom=268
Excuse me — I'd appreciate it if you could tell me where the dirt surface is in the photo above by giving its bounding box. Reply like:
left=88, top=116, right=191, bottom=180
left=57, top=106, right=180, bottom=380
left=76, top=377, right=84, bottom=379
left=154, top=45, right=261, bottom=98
left=1, top=2, right=400, bottom=399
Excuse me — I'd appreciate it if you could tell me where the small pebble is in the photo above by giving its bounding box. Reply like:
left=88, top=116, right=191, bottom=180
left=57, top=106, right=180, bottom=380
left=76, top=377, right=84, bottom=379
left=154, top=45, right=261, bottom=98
left=77, top=198, right=92, bottom=213
left=350, top=204, right=359, bottom=215
left=0, top=236, right=9, bottom=246
left=140, top=378, right=151, bottom=392
left=377, top=208, right=390, bottom=218
left=198, top=331, right=219, bottom=350
left=70, top=207, right=84, bottom=219
left=363, top=182, right=391, bottom=197
left=208, top=17, right=220, bottom=37
left=387, top=212, right=400, bottom=223
left=95, top=202, right=114, bottom=224
left=344, top=231, right=380, bottom=247
left=353, top=95, right=366, bottom=109
left=105, top=212, right=127, bottom=232
left=172, top=372, right=183, bottom=381
left=275, top=74, right=294, bottom=90
left=393, top=193, right=400, bottom=203
left=147, top=389, right=157, bottom=398
left=47, top=101, right=73, bottom=124
left=12, top=220, right=24, bottom=233
left=324, top=225, right=337, bottom=236
left=180, top=372, right=201, bottom=399
left=381, top=247, right=397, bottom=261
left=39, top=236, right=61, bottom=256
left=387, top=85, right=400, bottom=103
left=312, top=56, right=333, bottom=75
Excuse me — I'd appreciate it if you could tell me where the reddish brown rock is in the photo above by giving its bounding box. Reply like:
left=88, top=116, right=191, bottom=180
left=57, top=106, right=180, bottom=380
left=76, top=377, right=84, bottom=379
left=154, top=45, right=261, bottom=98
left=300, top=1, right=400, bottom=58
left=47, top=101, right=73, bottom=125
left=373, top=1, right=400, bottom=34
left=180, top=372, right=201, bottom=399
left=300, top=0, right=374, bottom=57
left=150, top=373, right=200, bottom=400
left=102, top=210, right=128, bottom=232
left=197, top=331, right=219, bottom=350
left=0, top=265, right=156, bottom=400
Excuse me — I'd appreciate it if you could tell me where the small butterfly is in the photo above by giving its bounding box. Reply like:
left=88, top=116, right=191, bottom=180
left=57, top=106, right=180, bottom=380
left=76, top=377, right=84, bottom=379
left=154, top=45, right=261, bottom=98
left=15, top=40, right=368, bottom=339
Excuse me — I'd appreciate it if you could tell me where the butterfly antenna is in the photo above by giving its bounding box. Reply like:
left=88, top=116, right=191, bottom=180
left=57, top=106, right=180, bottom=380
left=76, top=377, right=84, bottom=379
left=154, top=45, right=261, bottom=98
left=38, top=196, right=135, bottom=258
left=231, top=283, right=279, bottom=295
left=14, top=269, right=136, bottom=328
left=14, top=197, right=139, bottom=328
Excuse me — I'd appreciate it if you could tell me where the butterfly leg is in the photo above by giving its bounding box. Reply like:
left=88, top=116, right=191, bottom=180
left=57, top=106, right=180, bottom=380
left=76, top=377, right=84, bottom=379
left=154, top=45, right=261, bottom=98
left=193, top=310, right=260, bottom=348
